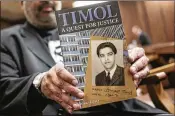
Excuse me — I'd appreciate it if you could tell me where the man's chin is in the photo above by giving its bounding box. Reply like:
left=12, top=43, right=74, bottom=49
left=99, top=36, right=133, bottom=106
left=104, top=66, right=113, bottom=70
left=34, top=22, right=57, bottom=29
left=37, top=19, right=57, bottom=28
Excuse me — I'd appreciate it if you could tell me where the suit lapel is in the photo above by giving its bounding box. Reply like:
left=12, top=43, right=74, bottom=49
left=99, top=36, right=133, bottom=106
left=110, top=66, right=123, bottom=85
left=20, top=23, right=55, bottom=68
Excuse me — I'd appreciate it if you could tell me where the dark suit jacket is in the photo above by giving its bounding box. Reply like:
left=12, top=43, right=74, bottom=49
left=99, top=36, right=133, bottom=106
left=95, top=65, right=124, bottom=86
left=0, top=23, right=168, bottom=116
left=0, top=23, right=58, bottom=115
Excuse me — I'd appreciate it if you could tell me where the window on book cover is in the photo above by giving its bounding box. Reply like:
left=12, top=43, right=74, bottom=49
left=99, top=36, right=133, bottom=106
left=91, top=40, right=125, bottom=86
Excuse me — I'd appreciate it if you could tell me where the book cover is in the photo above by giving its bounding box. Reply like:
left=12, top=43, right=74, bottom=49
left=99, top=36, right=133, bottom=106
left=53, top=1, right=136, bottom=108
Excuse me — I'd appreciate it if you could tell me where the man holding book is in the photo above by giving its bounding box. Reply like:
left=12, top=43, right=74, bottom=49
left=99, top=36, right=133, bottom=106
left=0, top=1, right=170, bottom=116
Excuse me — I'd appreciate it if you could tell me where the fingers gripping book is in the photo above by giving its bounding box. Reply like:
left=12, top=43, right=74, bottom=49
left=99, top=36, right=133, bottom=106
left=51, top=1, right=136, bottom=108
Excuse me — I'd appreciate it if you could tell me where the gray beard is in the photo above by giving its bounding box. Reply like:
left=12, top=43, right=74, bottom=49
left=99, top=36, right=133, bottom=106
left=24, top=8, right=57, bottom=29
left=31, top=18, right=57, bottom=29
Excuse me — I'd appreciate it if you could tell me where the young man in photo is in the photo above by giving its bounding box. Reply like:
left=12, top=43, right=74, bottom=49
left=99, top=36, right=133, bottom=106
left=95, top=42, right=124, bottom=86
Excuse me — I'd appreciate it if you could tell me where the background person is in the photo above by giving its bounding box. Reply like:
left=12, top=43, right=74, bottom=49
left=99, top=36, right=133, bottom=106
left=132, top=25, right=152, bottom=46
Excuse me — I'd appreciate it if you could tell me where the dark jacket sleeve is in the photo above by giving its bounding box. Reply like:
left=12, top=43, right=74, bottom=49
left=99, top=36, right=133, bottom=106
left=0, top=28, right=48, bottom=115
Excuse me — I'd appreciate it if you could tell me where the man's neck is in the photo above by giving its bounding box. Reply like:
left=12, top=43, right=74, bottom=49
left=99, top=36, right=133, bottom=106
left=27, top=22, right=56, bottom=38
left=27, top=22, right=55, bottom=30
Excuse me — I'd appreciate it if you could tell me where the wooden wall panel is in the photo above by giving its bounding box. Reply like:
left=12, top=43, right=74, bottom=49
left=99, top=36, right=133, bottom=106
left=119, top=1, right=174, bottom=44
left=145, top=1, right=168, bottom=43
left=159, top=1, right=174, bottom=42
left=136, top=2, right=151, bottom=37
left=62, top=0, right=73, bottom=9
left=1, top=1, right=24, bottom=21
left=119, top=1, right=141, bottom=44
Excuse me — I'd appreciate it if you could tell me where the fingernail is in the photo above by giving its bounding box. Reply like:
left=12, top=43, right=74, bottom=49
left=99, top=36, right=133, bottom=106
left=137, top=52, right=142, bottom=58
left=67, top=107, right=73, bottom=113
left=72, top=79, right=78, bottom=86
left=68, top=109, right=72, bottom=114
left=134, top=74, right=139, bottom=79
left=129, top=56, right=134, bottom=62
left=73, top=104, right=78, bottom=109
left=73, top=103, right=81, bottom=109
left=131, top=67, right=136, bottom=74
left=79, top=104, right=82, bottom=109
left=78, top=92, right=84, bottom=98
left=134, top=81, right=138, bottom=88
left=156, top=72, right=167, bottom=79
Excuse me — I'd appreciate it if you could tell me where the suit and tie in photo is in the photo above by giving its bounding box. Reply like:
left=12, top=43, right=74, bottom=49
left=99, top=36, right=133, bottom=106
left=95, top=65, right=124, bottom=86
left=91, top=41, right=125, bottom=86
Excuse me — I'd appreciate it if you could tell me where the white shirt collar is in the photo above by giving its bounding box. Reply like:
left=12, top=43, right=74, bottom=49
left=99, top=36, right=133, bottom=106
left=105, top=65, right=117, bottom=80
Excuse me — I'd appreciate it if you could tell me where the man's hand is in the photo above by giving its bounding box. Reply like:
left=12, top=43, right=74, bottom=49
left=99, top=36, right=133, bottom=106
left=40, top=63, right=84, bottom=113
left=128, top=47, right=150, bottom=87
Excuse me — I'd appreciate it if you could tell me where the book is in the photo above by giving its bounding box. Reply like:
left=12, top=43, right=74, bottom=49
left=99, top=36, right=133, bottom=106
left=53, top=1, right=136, bottom=108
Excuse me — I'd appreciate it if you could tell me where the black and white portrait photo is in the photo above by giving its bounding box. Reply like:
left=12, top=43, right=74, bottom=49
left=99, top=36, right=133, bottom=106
left=91, top=40, right=125, bottom=86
